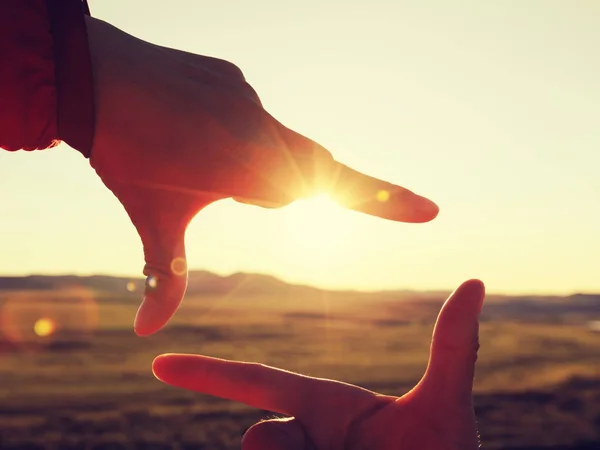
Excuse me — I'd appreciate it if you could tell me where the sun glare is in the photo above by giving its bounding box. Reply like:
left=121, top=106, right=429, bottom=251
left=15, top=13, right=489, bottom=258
left=34, top=318, right=56, bottom=337
left=282, top=194, right=357, bottom=258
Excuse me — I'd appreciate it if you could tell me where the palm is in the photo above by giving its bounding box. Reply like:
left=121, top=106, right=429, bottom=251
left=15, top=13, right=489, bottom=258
left=84, top=15, right=439, bottom=336
left=153, top=279, right=485, bottom=450
left=266, top=389, right=477, bottom=450
left=339, top=389, right=478, bottom=450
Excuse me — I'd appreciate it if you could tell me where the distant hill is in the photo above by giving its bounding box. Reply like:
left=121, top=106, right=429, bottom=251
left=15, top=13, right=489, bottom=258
left=0, top=271, right=314, bottom=296
left=185, top=270, right=302, bottom=295
left=480, top=293, right=600, bottom=321
left=0, top=272, right=599, bottom=320
left=0, top=274, right=131, bottom=293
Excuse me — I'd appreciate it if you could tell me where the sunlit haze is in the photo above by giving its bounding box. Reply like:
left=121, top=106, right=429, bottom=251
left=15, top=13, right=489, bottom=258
left=1, top=0, right=598, bottom=294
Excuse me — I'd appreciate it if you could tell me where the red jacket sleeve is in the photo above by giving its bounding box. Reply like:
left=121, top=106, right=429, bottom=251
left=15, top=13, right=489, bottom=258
left=0, top=0, right=94, bottom=157
left=0, top=0, right=58, bottom=151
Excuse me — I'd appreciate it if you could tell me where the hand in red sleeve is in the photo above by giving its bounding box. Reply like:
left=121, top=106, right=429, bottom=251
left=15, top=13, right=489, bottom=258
left=85, top=16, right=439, bottom=336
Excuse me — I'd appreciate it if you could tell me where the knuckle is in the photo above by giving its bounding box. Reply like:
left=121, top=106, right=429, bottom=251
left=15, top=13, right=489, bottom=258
left=242, top=419, right=301, bottom=449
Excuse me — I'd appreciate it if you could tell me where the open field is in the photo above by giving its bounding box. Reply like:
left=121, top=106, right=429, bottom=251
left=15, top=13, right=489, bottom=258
left=1, top=275, right=599, bottom=449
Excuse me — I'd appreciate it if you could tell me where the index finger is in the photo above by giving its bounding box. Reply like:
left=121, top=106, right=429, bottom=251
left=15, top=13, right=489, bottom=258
left=328, top=162, right=439, bottom=223
left=152, top=354, right=375, bottom=418
left=276, top=125, right=439, bottom=223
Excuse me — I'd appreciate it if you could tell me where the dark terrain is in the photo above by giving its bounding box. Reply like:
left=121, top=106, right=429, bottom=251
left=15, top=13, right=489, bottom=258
left=1, top=272, right=599, bottom=449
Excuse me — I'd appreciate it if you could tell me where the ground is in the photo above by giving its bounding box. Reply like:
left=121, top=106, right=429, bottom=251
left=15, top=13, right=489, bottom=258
left=0, top=285, right=599, bottom=449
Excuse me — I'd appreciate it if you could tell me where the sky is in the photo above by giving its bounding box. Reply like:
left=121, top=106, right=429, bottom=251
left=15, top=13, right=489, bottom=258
left=1, top=0, right=599, bottom=294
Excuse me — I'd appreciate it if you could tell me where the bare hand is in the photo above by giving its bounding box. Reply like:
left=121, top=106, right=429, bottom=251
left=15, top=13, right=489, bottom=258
left=152, top=279, right=484, bottom=449
left=84, top=16, right=439, bottom=336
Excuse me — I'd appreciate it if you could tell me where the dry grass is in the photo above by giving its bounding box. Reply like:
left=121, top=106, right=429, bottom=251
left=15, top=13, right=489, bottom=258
left=0, top=288, right=599, bottom=449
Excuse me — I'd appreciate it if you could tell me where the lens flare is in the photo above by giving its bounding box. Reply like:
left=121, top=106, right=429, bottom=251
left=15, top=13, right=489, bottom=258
left=126, top=281, right=137, bottom=292
left=33, top=318, right=56, bottom=337
left=376, top=189, right=390, bottom=202
left=146, top=276, right=158, bottom=289
left=170, top=257, right=187, bottom=276
left=0, top=287, right=99, bottom=352
left=281, top=193, right=359, bottom=266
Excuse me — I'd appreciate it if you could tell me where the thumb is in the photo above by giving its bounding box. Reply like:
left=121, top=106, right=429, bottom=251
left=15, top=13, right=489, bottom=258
left=116, top=184, right=218, bottom=336
left=242, top=418, right=310, bottom=450
left=421, top=279, right=485, bottom=402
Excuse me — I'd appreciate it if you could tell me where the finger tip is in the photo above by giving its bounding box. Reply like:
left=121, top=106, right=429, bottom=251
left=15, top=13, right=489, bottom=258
left=134, top=277, right=187, bottom=336
left=152, top=354, right=207, bottom=388
left=379, top=194, right=439, bottom=223
left=462, top=278, right=486, bottom=299
left=151, top=355, right=169, bottom=380
left=243, top=419, right=306, bottom=450
left=133, top=324, right=158, bottom=337
left=414, top=197, right=440, bottom=223
left=449, top=279, right=486, bottom=315
left=133, top=301, right=167, bottom=337
left=152, top=353, right=179, bottom=381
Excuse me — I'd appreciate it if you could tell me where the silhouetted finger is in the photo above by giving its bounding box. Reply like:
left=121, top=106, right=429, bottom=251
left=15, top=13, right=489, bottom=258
left=152, top=354, right=376, bottom=419
left=327, top=162, right=439, bottom=223
left=115, top=184, right=219, bottom=336
left=275, top=125, right=439, bottom=222
left=258, top=122, right=439, bottom=222
left=423, top=279, right=485, bottom=401
left=242, top=418, right=310, bottom=450
left=232, top=196, right=293, bottom=209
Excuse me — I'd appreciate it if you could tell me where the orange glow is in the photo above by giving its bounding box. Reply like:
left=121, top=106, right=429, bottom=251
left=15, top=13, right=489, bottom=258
left=0, top=288, right=99, bottom=351
left=170, top=257, right=187, bottom=276
left=376, top=190, right=390, bottom=202
left=33, top=318, right=56, bottom=337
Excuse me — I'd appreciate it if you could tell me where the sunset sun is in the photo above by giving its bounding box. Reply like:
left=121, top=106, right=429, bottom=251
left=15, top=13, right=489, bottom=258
left=281, top=194, right=359, bottom=257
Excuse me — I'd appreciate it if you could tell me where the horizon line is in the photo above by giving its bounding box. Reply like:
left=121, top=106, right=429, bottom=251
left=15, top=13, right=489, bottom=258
left=1, top=270, right=599, bottom=298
